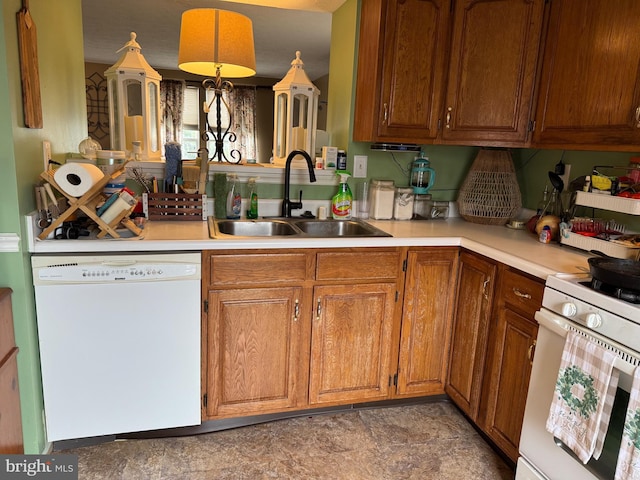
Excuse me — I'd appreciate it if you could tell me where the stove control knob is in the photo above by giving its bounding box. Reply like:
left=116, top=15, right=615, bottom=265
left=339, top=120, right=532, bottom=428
left=586, top=312, right=602, bottom=329
left=561, top=302, right=578, bottom=317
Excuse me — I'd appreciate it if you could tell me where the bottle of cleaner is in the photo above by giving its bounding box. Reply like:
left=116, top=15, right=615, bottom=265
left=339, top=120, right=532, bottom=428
left=226, top=173, right=241, bottom=219
left=332, top=171, right=353, bottom=220
left=246, top=177, right=259, bottom=219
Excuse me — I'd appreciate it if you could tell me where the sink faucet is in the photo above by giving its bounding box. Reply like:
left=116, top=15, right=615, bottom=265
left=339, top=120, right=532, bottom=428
left=281, top=150, right=317, bottom=217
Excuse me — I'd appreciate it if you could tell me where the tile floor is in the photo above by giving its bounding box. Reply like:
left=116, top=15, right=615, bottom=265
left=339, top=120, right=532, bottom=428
left=62, top=400, right=515, bottom=479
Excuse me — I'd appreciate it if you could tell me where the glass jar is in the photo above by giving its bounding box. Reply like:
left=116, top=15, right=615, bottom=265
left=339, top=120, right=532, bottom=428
left=96, top=150, right=126, bottom=195
left=394, top=187, right=414, bottom=220
left=369, top=180, right=395, bottom=219
left=412, top=194, right=433, bottom=220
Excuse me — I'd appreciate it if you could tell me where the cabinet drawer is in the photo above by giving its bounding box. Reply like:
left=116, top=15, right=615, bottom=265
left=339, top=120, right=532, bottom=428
left=500, top=268, right=543, bottom=317
left=315, top=249, right=401, bottom=281
left=208, top=252, right=309, bottom=287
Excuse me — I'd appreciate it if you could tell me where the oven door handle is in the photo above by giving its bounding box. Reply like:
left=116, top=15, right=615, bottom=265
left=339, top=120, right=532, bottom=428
left=535, top=308, right=639, bottom=376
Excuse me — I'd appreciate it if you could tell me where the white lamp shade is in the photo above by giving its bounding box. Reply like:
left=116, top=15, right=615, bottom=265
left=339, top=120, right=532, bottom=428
left=178, top=9, right=256, bottom=78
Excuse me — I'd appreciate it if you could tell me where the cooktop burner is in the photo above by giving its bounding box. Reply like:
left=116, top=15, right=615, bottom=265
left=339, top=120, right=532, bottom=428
left=579, top=279, right=640, bottom=304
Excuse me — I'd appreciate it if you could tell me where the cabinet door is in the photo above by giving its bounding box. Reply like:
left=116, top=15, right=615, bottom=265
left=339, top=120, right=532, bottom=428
left=481, top=307, right=538, bottom=463
left=445, top=251, right=496, bottom=419
left=396, top=248, right=459, bottom=397
left=442, top=0, right=545, bottom=145
left=204, top=287, right=306, bottom=419
left=309, top=283, right=396, bottom=405
left=354, top=0, right=451, bottom=143
left=480, top=267, right=542, bottom=462
left=533, top=0, right=640, bottom=150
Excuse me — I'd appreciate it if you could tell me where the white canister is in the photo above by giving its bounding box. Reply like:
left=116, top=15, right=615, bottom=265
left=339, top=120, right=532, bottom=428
left=369, top=180, right=395, bottom=219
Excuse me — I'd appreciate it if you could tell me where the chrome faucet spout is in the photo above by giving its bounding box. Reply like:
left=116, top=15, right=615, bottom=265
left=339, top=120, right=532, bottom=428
left=281, top=150, right=317, bottom=217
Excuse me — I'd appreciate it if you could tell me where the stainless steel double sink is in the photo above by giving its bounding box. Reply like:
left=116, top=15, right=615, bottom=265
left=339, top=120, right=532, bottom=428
left=208, top=217, right=391, bottom=239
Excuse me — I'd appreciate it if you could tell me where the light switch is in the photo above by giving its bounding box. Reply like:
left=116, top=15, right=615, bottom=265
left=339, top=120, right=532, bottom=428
left=353, top=155, right=367, bottom=178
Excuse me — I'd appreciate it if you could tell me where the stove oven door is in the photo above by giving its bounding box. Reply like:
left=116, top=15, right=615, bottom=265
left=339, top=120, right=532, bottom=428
left=517, top=308, right=637, bottom=480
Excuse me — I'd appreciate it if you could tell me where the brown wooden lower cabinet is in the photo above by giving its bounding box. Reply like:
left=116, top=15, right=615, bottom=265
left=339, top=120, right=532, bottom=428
left=479, top=266, right=543, bottom=463
left=446, top=250, right=497, bottom=418
left=445, top=254, right=543, bottom=463
left=0, top=288, right=23, bottom=454
left=204, top=286, right=308, bottom=418
left=396, top=248, right=459, bottom=397
left=309, top=283, right=396, bottom=405
left=202, top=247, right=542, bottom=463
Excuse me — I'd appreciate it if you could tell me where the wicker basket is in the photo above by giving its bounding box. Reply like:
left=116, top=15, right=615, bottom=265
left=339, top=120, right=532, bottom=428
left=457, top=149, right=521, bottom=225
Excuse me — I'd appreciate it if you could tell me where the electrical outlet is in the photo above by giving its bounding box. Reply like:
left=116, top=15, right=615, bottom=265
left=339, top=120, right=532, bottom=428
left=353, top=155, right=367, bottom=178
left=42, top=140, right=52, bottom=172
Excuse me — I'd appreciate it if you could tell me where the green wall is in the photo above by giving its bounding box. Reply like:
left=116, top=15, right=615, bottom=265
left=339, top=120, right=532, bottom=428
left=1, top=0, right=87, bottom=453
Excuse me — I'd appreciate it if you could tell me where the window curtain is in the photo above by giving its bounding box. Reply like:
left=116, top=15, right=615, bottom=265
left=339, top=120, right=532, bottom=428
left=206, top=85, right=257, bottom=161
left=228, top=86, right=257, bottom=161
left=160, top=80, right=185, bottom=144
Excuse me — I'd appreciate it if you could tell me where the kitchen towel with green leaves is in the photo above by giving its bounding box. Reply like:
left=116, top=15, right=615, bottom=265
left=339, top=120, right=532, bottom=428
left=546, top=330, right=619, bottom=463
left=615, top=367, right=640, bottom=480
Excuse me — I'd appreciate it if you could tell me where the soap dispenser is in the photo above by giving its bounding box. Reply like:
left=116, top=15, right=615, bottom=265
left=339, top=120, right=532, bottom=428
left=226, top=173, right=241, bottom=219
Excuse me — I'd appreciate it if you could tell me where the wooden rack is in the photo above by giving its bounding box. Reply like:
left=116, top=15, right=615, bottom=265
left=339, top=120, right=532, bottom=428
left=38, top=162, right=142, bottom=240
left=143, top=193, right=208, bottom=221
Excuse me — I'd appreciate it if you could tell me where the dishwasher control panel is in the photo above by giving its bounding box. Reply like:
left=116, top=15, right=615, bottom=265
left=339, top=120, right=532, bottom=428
left=36, top=263, right=199, bottom=283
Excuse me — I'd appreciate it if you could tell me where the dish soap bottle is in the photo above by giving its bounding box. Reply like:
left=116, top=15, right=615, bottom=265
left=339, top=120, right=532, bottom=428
left=246, top=177, right=259, bottom=219
left=332, top=171, right=353, bottom=220
left=226, top=173, right=241, bottom=219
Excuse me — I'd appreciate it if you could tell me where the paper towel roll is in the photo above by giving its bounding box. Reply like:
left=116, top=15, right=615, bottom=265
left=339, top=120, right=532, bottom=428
left=53, top=163, right=104, bottom=197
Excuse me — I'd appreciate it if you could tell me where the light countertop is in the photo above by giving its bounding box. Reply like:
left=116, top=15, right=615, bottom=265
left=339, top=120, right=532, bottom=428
left=28, top=216, right=591, bottom=280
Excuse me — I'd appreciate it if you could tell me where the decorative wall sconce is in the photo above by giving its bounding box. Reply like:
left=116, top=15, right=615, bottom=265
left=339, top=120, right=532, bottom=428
left=105, top=32, right=162, bottom=160
left=272, top=51, right=320, bottom=167
left=178, top=8, right=256, bottom=163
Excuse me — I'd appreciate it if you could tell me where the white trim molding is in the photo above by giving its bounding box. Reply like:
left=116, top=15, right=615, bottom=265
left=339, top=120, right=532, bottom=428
left=0, top=234, right=20, bottom=252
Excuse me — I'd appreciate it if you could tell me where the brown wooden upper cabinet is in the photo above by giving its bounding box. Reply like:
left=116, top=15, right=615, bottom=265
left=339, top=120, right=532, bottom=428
left=532, top=0, right=640, bottom=151
left=443, top=0, right=544, bottom=145
left=354, top=0, right=546, bottom=147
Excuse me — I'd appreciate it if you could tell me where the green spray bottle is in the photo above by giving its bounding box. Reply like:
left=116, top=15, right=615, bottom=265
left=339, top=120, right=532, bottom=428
left=331, top=171, right=353, bottom=220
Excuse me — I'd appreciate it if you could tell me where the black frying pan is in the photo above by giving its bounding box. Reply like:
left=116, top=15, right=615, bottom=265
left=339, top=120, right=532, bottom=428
left=588, top=255, right=640, bottom=291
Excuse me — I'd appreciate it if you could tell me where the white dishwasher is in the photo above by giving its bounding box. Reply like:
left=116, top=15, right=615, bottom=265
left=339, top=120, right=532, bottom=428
left=32, top=253, right=201, bottom=442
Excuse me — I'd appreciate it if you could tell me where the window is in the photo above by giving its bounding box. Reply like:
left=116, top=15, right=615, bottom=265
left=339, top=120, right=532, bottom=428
left=161, top=81, right=257, bottom=163
left=181, top=85, right=200, bottom=160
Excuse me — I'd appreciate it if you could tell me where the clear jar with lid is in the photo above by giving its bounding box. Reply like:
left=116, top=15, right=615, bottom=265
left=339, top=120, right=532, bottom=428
left=97, top=150, right=126, bottom=195
left=394, top=187, right=414, bottom=220
left=369, top=180, right=395, bottom=219
left=412, top=194, right=433, bottom=219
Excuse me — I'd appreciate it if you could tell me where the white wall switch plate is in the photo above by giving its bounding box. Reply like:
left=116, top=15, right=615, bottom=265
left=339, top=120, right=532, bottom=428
left=353, top=155, right=367, bottom=178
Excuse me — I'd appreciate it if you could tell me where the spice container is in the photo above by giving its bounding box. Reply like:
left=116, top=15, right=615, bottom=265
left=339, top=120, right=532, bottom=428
left=369, top=180, right=395, bottom=219
left=394, top=187, right=414, bottom=220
